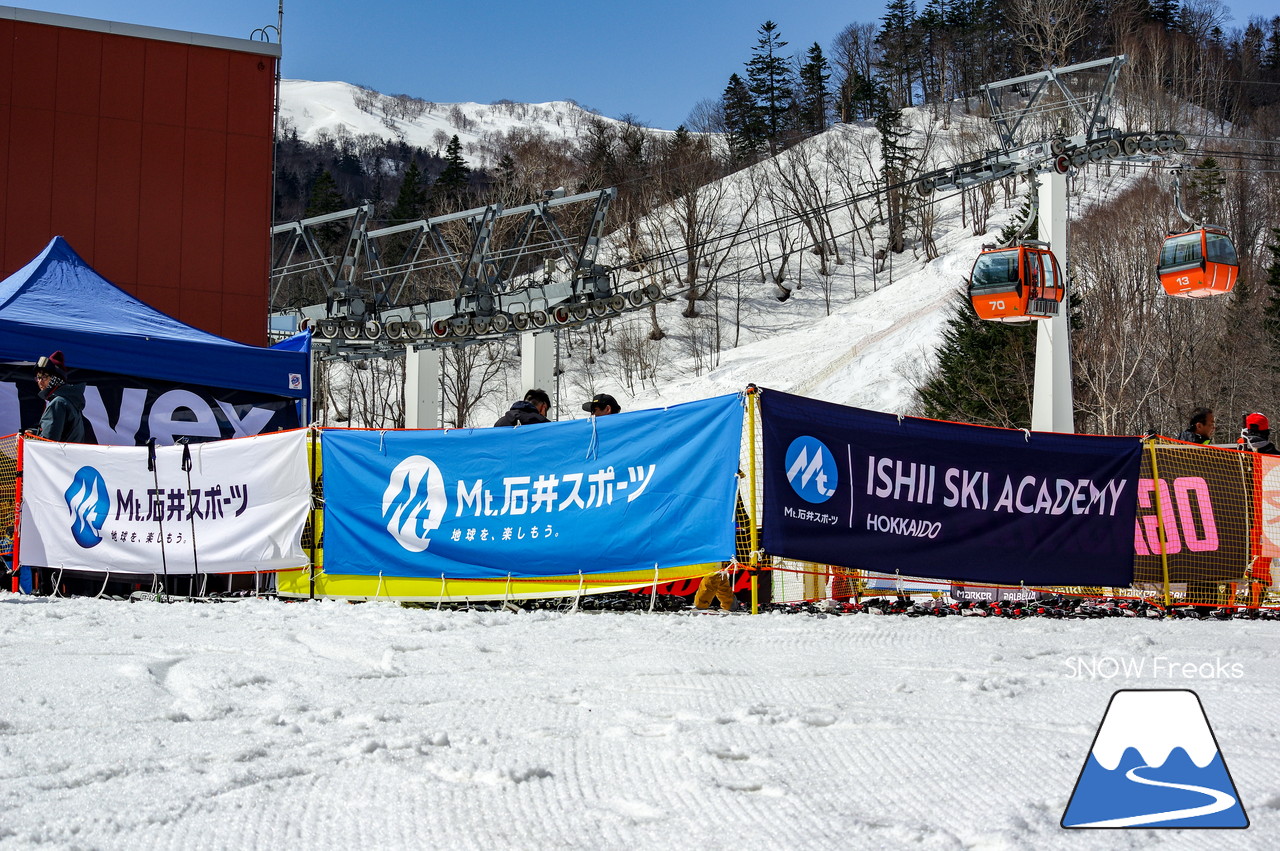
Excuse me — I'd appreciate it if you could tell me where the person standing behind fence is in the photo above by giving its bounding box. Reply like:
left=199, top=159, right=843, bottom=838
left=693, top=566, right=738, bottom=611
left=1177, top=407, right=1215, bottom=445
left=582, top=393, right=621, bottom=416
left=1239, top=412, right=1279, bottom=454
left=494, top=389, right=552, bottom=427
left=24, top=351, right=87, bottom=443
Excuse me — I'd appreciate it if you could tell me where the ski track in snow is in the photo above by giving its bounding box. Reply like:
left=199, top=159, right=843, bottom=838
left=0, top=594, right=1276, bottom=849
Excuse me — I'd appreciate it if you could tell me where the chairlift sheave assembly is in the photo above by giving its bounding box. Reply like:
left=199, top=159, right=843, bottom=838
left=1157, top=168, right=1239, bottom=298
left=967, top=175, right=1065, bottom=323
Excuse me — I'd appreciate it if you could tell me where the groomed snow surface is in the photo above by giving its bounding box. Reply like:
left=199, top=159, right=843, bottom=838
left=2, top=594, right=1277, bottom=848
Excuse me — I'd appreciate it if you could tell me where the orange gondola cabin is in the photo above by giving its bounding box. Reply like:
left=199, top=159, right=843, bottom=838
left=1157, top=226, right=1238, bottom=298
left=968, top=241, right=1064, bottom=323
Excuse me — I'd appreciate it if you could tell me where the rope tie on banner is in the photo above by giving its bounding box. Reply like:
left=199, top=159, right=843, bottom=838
left=897, top=413, right=904, bottom=426
left=503, top=573, right=512, bottom=608
left=573, top=571, right=585, bottom=611
left=52, top=567, right=64, bottom=597
left=437, top=573, right=446, bottom=610
left=648, top=563, right=659, bottom=613
left=373, top=571, right=385, bottom=601
left=379, top=431, right=387, bottom=454
left=585, top=417, right=599, bottom=460
left=95, top=571, right=110, bottom=599
left=1022, top=429, right=1031, bottom=442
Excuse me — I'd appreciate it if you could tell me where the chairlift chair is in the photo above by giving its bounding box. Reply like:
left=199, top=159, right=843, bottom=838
left=968, top=241, right=1064, bottom=323
left=1157, top=226, right=1238, bottom=298
left=1158, top=168, right=1239, bottom=298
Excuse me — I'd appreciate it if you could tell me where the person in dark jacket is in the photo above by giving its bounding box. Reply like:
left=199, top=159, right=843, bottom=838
left=494, top=388, right=552, bottom=427
left=1176, top=407, right=1215, bottom=444
left=25, top=351, right=87, bottom=443
left=1240, top=412, right=1278, bottom=455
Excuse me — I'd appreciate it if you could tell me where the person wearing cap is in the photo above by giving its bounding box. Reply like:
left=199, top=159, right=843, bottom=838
left=1239, top=412, right=1278, bottom=455
left=1176, top=407, right=1215, bottom=445
left=582, top=393, right=622, bottom=416
left=25, top=350, right=87, bottom=443
left=494, top=389, right=552, bottom=427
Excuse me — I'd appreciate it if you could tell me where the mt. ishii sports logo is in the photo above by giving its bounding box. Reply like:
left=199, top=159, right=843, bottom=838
left=1061, top=690, right=1248, bottom=829
left=64, top=466, right=110, bottom=548
left=383, top=456, right=447, bottom=552
left=784, top=436, right=838, bottom=503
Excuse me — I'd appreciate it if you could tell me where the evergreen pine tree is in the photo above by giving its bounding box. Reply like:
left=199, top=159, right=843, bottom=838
left=915, top=293, right=1036, bottom=427
left=722, top=73, right=763, bottom=166
left=836, top=68, right=880, bottom=122
left=875, top=91, right=914, bottom=253
left=797, top=42, right=832, bottom=135
left=304, top=168, right=347, bottom=253
left=435, top=135, right=471, bottom=206
left=1187, top=156, right=1225, bottom=223
left=1148, top=0, right=1181, bottom=30
left=496, top=153, right=518, bottom=188
left=1265, top=18, right=1280, bottom=71
left=876, top=0, right=918, bottom=107
left=389, top=160, right=427, bottom=223
left=746, top=21, right=795, bottom=155
left=1263, top=229, right=1280, bottom=354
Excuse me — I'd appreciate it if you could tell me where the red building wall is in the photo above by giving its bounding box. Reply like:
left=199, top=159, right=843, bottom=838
left=0, top=9, right=278, bottom=345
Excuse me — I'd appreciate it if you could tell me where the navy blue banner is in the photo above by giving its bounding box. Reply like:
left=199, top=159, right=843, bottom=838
left=759, top=389, right=1142, bottom=586
left=322, top=394, right=744, bottom=579
left=0, top=365, right=299, bottom=445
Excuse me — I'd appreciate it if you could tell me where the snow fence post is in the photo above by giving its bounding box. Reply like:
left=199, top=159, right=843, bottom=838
left=746, top=385, right=761, bottom=614
left=1145, top=435, right=1173, bottom=610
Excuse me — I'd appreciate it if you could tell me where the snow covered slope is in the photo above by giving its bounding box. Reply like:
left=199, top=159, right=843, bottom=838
left=1, top=594, right=1274, bottom=848
left=541, top=114, right=1088, bottom=423
left=282, top=80, right=1133, bottom=425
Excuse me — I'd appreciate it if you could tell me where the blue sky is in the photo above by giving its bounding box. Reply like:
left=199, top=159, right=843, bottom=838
left=10, top=1, right=1278, bottom=130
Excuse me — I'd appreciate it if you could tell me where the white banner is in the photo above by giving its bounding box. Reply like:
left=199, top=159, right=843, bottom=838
left=20, top=430, right=311, bottom=574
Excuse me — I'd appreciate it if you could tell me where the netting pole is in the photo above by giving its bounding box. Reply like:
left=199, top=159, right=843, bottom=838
left=1146, top=437, right=1173, bottom=611
left=14, top=434, right=25, bottom=593
left=308, top=427, right=318, bottom=601
left=746, top=386, right=760, bottom=615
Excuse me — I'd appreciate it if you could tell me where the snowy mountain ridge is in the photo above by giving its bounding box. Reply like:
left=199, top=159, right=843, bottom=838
left=279, top=79, right=643, bottom=170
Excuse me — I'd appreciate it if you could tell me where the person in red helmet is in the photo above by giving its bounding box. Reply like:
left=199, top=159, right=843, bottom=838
left=1239, top=412, right=1278, bottom=454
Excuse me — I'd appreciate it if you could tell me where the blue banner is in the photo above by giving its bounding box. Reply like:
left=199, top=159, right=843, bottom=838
left=322, top=394, right=744, bottom=578
left=759, top=389, right=1142, bottom=586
